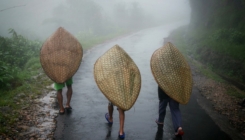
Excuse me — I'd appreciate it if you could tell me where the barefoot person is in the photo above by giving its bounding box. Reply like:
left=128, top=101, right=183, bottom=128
left=54, top=78, right=73, bottom=114
left=40, top=27, right=83, bottom=115
left=94, top=45, right=141, bottom=140
left=105, top=102, right=125, bottom=139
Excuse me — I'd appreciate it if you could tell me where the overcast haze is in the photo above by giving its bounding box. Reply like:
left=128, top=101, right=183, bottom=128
left=0, top=0, right=191, bottom=40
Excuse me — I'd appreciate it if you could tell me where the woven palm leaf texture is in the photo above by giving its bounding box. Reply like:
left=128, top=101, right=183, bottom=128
left=150, top=42, right=193, bottom=104
left=94, top=45, right=141, bottom=111
left=40, top=27, right=83, bottom=83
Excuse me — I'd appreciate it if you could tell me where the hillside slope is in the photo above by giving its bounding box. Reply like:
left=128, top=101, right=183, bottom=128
left=184, top=0, right=245, bottom=85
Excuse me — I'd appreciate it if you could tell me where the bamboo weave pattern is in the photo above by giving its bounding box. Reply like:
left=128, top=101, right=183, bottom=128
left=94, top=45, right=141, bottom=110
left=150, top=42, right=193, bottom=104
left=40, top=27, right=83, bottom=83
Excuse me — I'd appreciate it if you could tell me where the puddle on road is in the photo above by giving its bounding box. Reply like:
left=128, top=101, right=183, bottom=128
left=27, top=85, right=59, bottom=139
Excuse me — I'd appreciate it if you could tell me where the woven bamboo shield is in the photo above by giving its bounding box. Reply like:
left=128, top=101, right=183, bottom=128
left=94, top=45, right=141, bottom=111
left=40, top=27, right=83, bottom=83
left=150, top=42, right=193, bottom=104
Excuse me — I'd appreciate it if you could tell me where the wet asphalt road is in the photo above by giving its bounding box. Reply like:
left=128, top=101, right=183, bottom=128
left=54, top=23, right=232, bottom=140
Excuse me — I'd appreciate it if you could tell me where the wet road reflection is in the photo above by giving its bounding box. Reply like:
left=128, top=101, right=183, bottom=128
left=105, top=124, right=112, bottom=139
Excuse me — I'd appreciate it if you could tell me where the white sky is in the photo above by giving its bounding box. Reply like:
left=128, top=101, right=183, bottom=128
left=0, top=0, right=191, bottom=39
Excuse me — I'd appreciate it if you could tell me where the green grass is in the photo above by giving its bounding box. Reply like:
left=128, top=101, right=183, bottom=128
left=170, top=26, right=225, bottom=83
left=169, top=25, right=245, bottom=100
left=76, top=29, right=129, bottom=50
left=226, top=87, right=245, bottom=99
left=0, top=55, right=51, bottom=135
left=0, top=70, right=53, bottom=135
left=192, top=60, right=225, bottom=83
left=25, top=57, right=41, bottom=70
left=207, top=40, right=245, bottom=61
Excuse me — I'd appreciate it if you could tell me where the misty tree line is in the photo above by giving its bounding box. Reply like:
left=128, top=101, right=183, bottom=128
left=43, top=0, right=157, bottom=36
left=0, top=0, right=159, bottom=90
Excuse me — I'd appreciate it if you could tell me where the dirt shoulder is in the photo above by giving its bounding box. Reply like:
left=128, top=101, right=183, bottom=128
left=0, top=73, right=58, bottom=140
left=189, top=60, right=245, bottom=139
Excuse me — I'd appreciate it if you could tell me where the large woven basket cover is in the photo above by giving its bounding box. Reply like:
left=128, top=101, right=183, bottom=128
left=94, top=45, right=141, bottom=111
left=40, top=27, right=83, bottom=83
left=150, top=42, right=193, bottom=104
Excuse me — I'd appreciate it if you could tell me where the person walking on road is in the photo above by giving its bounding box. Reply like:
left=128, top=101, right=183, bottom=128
left=155, top=86, right=184, bottom=137
left=105, top=102, right=125, bottom=139
left=54, top=78, right=73, bottom=114
left=40, top=27, right=83, bottom=115
left=94, top=45, right=141, bottom=140
left=151, top=43, right=192, bottom=138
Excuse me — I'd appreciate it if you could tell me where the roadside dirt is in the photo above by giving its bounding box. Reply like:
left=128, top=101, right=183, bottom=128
left=0, top=73, right=58, bottom=140
left=190, top=60, right=245, bottom=139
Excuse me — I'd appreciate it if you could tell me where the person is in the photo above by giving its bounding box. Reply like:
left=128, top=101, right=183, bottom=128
left=105, top=102, right=125, bottom=139
left=54, top=78, right=73, bottom=114
left=155, top=86, right=184, bottom=137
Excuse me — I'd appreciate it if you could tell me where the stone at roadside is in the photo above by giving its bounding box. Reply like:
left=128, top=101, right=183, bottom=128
left=50, top=95, right=56, bottom=98
left=18, top=125, right=30, bottom=131
left=34, top=99, right=41, bottom=104
left=0, top=106, right=11, bottom=113
left=18, top=93, right=26, bottom=98
left=22, top=106, right=28, bottom=110
left=29, top=133, right=37, bottom=137
left=13, top=96, right=19, bottom=101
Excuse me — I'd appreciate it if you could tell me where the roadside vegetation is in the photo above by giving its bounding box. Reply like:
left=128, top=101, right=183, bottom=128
left=168, top=0, right=245, bottom=99
left=168, top=26, right=245, bottom=99
left=163, top=0, right=245, bottom=135
left=0, top=26, right=132, bottom=135
left=186, top=0, right=245, bottom=86
left=168, top=25, right=245, bottom=136
left=0, top=29, right=48, bottom=135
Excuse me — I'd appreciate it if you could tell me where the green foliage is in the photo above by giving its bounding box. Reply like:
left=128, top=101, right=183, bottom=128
left=169, top=26, right=225, bottom=83
left=188, top=0, right=245, bottom=61
left=227, top=87, right=245, bottom=99
left=25, top=57, right=41, bottom=70
left=210, top=28, right=244, bottom=44
left=164, top=5, right=245, bottom=86
left=0, top=29, right=41, bottom=90
left=0, top=62, right=13, bottom=88
left=0, top=71, right=53, bottom=135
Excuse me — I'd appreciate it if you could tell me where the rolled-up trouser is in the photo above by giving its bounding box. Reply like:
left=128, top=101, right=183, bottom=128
left=158, top=98, right=182, bottom=132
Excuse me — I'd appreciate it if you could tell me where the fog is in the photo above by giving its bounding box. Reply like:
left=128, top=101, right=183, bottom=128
left=0, top=0, right=190, bottom=40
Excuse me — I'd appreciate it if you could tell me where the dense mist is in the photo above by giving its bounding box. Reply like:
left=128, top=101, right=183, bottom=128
left=0, top=0, right=190, bottom=40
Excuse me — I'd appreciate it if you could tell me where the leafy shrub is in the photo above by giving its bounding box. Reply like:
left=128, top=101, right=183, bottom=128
left=210, top=28, right=244, bottom=44
left=25, top=57, right=41, bottom=70
left=0, top=62, right=13, bottom=89
left=0, top=29, right=42, bottom=90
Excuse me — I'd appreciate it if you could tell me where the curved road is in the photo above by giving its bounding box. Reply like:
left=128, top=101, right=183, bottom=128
left=54, top=23, right=233, bottom=140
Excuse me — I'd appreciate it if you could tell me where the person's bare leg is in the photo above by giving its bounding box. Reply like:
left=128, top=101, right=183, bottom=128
left=108, top=103, right=114, bottom=122
left=118, top=108, right=125, bottom=135
left=57, top=89, right=64, bottom=113
left=66, top=85, right=73, bottom=108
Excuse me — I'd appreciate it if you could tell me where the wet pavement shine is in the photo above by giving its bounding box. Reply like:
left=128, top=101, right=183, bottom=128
left=54, top=23, right=232, bottom=140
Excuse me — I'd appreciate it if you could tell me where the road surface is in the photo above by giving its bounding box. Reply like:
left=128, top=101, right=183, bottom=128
left=54, top=23, right=233, bottom=140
